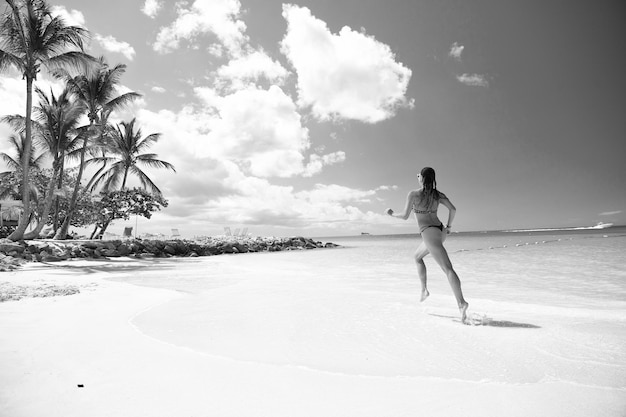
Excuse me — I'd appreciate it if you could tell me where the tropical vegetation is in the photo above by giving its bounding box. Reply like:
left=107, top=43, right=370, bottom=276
left=0, top=0, right=175, bottom=241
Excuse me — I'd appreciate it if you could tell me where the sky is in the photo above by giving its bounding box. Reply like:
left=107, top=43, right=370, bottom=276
left=1, top=0, right=625, bottom=238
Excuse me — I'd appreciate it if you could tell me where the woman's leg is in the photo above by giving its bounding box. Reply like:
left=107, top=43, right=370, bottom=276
left=421, top=228, right=469, bottom=321
left=413, top=241, right=430, bottom=301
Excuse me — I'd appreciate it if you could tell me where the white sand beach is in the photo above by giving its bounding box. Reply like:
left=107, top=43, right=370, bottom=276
left=1, top=237, right=625, bottom=417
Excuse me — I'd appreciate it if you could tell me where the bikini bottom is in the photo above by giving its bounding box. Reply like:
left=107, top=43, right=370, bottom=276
left=421, top=224, right=444, bottom=233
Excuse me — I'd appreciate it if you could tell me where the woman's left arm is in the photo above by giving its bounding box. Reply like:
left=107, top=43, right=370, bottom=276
left=439, top=195, right=457, bottom=231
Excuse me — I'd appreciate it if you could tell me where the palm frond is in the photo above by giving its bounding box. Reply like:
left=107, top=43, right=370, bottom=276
left=0, top=49, right=25, bottom=74
left=1, top=114, right=26, bottom=132
left=136, top=154, right=176, bottom=172
left=44, top=50, right=96, bottom=75
left=84, top=155, right=115, bottom=167
left=135, top=133, right=162, bottom=152
left=100, top=163, right=126, bottom=192
left=104, top=91, right=142, bottom=112
left=0, top=152, right=20, bottom=170
left=64, top=147, right=84, bottom=162
left=130, top=165, right=162, bottom=196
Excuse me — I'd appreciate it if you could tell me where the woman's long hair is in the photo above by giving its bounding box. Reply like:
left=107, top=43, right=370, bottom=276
left=420, top=167, right=440, bottom=209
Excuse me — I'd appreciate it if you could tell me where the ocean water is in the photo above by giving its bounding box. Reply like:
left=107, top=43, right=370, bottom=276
left=117, top=226, right=626, bottom=396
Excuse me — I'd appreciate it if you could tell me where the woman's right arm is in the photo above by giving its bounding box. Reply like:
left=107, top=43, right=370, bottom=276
left=387, top=191, right=416, bottom=220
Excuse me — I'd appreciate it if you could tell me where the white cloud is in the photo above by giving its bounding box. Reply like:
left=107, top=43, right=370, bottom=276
left=152, top=0, right=248, bottom=56
left=449, top=42, right=464, bottom=61
left=456, top=73, right=489, bottom=87
left=50, top=6, right=86, bottom=27
left=194, top=85, right=311, bottom=178
left=94, top=34, right=136, bottom=61
left=599, top=210, right=622, bottom=216
left=376, top=185, right=399, bottom=191
left=151, top=86, right=167, bottom=93
left=280, top=4, right=413, bottom=123
left=297, top=184, right=376, bottom=204
left=208, top=43, right=224, bottom=58
left=214, top=50, right=289, bottom=91
left=141, top=0, right=163, bottom=18
left=123, top=106, right=387, bottom=234
left=303, top=151, right=346, bottom=177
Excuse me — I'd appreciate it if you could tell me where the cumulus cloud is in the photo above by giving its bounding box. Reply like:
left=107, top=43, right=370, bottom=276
left=151, top=86, right=167, bottom=93
left=94, top=34, right=136, bottom=61
left=127, top=106, right=385, bottom=234
left=449, top=42, right=464, bottom=61
left=280, top=4, right=413, bottom=123
left=141, top=0, right=163, bottom=18
left=303, top=151, right=346, bottom=177
left=50, top=6, right=86, bottom=27
left=194, top=85, right=311, bottom=178
left=297, top=184, right=377, bottom=204
left=198, top=177, right=389, bottom=230
left=214, top=50, right=290, bottom=91
left=152, top=0, right=248, bottom=56
left=456, top=73, right=489, bottom=87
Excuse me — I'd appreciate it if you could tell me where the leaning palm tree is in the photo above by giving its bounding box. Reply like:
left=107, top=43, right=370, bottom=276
left=89, top=118, right=175, bottom=196
left=53, top=57, right=140, bottom=239
left=0, top=0, right=91, bottom=240
left=21, top=85, right=85, bottom=238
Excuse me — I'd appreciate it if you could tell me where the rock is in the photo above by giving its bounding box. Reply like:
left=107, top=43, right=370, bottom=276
left=221, top=244, right=235, bottom=254
left=0, top=243, right=24, bottom=254
left=40, top=252, right=67, bottom=262
left=232, top=243, right=248, bottom=253
left=0, top=236, right=339, bottom=270
left=103, top=249, right=121, bottom=257
left=82, top=241, right=102, bottom=250
left=117, top=244, right=132, bottom=256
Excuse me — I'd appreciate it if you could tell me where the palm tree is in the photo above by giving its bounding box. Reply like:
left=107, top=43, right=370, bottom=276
left=54, top=57, right=140, bottom=239
left=0, top=132, right=45, bottom=200
left=0, top=0, right=91, bottom=240
left=88, top=118, right=175, bottom=196
left=0, top=132, right=45, bottom=171
left=21, top=85, right=85, bottom=238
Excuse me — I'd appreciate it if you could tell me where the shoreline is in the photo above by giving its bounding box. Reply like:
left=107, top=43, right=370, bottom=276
left=0, top=235, right=339, bottom=272
left=1, top=256, right=624, bottom=417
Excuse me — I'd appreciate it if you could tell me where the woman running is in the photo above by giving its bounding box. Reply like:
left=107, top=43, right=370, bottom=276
left=386, top=167, right=469, bottom=323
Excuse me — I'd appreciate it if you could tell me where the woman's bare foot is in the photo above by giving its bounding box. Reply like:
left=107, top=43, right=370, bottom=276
left=420, top=289, right=430, bottom=302
left=459, top=302, right=469, bottom=323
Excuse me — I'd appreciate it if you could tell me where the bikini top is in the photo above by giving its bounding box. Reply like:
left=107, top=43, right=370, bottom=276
left=412, top=191, right=447, bottom=214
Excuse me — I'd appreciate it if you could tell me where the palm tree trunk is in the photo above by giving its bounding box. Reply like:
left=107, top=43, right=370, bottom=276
left=89, top=224, right=100, bottom=240
left=121, top=167, right=129, bottom=189
left=97, top=219, right=112, bottom=239
left=53, top=158, right=64, bottom=232
left=54, top=131, right=91, bottom=240
left=8, top=75, right=34, bottom=241
left=23, top=159, right=61, bottom=239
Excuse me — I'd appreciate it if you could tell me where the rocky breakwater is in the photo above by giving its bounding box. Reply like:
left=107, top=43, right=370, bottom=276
left=0, top=236, right=339, bottom=270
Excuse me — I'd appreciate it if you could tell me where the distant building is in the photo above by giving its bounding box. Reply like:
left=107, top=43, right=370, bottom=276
left=0, top=200, right=22, bottom=227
